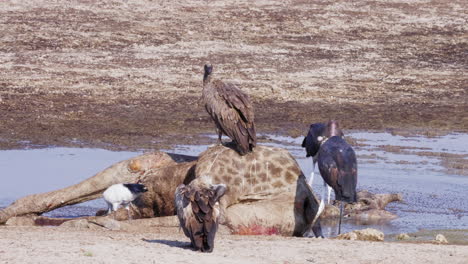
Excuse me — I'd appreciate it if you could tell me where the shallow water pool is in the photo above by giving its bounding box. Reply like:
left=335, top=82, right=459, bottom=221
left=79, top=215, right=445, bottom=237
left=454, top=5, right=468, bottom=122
left=0, top=132, right=467, bottom=237
left=165, top=132, right=468, bottom=236
left=0, top=147, right=141, bottom=217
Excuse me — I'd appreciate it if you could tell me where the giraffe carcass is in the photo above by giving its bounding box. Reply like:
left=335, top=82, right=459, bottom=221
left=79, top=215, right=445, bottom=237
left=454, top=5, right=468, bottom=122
left=194, top=144, right=323, bottom=237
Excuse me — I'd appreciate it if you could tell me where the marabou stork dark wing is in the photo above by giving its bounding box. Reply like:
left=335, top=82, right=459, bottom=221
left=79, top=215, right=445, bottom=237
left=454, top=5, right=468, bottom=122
left=317, top=137, right=357, bottom=202
left=317, top=148, right=340, bottom=192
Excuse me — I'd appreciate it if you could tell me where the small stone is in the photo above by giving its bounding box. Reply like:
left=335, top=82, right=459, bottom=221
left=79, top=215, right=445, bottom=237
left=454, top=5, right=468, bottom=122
left=435, top=234, right=448, bottom=244
left=60, top=219, right=90, bottom=229
left=337, top=232, right=358, bottom=240
left=337, top=228, right=384, bottom=241
left=396, top=233, right=410, bottom=240
left=355, top=228, right=384, bottom=241
left=91, top=218, right=121, bottom=230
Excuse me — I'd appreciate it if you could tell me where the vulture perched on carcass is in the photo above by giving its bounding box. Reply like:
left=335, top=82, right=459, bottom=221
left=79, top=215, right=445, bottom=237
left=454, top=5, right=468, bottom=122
left=202, top=64, right=256, bottom=155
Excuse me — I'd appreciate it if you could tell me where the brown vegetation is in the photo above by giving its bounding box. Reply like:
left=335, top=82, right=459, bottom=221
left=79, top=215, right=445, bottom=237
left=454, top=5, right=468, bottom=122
left=0, top=0, right=466, bottom=151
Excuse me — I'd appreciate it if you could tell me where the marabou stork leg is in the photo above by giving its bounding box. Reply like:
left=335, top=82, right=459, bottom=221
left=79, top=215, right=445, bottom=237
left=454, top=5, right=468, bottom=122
left=326, top=185, right=333, bottom=204
left=338, top=201, right=344, bottom=235
left=307, top=160, right=316, bottom=187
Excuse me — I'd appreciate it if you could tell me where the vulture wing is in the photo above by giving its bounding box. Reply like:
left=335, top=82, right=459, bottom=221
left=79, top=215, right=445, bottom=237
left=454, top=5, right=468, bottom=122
left=175, top=182, right=227, bottom=252
left=214, top=80, right=256, bottom=154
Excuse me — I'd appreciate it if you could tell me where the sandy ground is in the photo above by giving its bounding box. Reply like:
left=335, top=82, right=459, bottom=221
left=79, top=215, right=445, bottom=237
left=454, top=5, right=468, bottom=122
left=0, top=0, right=467, bottom=150
left=0, top=226, right=467, bottom=264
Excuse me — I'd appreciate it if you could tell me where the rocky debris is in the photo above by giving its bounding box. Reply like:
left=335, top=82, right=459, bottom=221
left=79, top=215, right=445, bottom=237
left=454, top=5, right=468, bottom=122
left=319, top=204, right=340, bottom=219
left=321, top=190, right=402, bottom=221
left=5, top=216, right=36, bottom=226
left=60, top=217, right=133, bottom=231
left=396, top=233, right=410, bottom=240
left=89, top=218, right=123, bottom=231
left=60, top=219, right=91, bottom=229
left=58, top=217, right=182, bottom=232
left=337, top=232, right=358, bottom=241
left=337, top=228, right=384, bottom=242
left=435, top=234, right=448, bottom=244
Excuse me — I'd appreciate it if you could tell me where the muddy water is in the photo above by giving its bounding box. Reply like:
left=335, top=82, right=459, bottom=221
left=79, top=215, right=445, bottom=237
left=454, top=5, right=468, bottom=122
left=261, top=132, right=468, bottom=237
left=1, top=132, right=467, bottom=237
left=168, top=132, right=468, bottom=236
left=0, top=148, right=140, bottom=217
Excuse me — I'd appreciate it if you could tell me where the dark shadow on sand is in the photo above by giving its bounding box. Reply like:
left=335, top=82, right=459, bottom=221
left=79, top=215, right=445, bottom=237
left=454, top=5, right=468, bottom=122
left=142, top=238, right=192, bottom=250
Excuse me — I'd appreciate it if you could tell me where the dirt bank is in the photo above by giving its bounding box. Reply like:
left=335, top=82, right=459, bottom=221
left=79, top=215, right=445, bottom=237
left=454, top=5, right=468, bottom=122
left=0, top=0, right=466, bottom=151
left=1, top=226, right=467, bottom=264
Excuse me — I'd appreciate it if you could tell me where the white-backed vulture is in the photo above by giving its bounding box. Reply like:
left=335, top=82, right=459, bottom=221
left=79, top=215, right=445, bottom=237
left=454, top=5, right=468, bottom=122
left=202, top=64, right=256, bottom=155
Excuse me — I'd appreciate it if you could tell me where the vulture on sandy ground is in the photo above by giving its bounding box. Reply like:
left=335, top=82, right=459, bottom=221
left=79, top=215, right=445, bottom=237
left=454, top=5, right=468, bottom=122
left=315, top=120, right=357, bottom=234
left=202, top=64, right=256, bottom=155
left=175, top=176, right=227, bottom=252
left=103, top=183, right=148, bottom=219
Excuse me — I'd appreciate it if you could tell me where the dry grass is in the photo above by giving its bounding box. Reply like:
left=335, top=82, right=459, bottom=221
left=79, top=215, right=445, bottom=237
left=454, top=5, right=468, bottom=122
left=0, top=0, right=466, bottom=150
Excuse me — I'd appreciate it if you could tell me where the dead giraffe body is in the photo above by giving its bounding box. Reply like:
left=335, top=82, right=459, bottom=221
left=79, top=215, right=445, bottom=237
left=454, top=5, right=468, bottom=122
left=194, top=144, right=323, bottom=237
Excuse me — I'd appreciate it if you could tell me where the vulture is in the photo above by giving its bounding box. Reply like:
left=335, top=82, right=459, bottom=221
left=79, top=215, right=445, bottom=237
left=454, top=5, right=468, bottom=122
left=316, top=120, right=357, bottom=234
left=175, top=176, right=227, bottom=252
left=103, top=183, right=148, bottom=219
left=202, top=64, right=256, bottom=155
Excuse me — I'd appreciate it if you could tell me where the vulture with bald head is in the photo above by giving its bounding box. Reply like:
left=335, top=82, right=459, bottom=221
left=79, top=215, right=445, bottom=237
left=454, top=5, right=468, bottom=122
left=175, top=176, right=227, bottom=253
left=202, top=64, right=256, bottom=155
